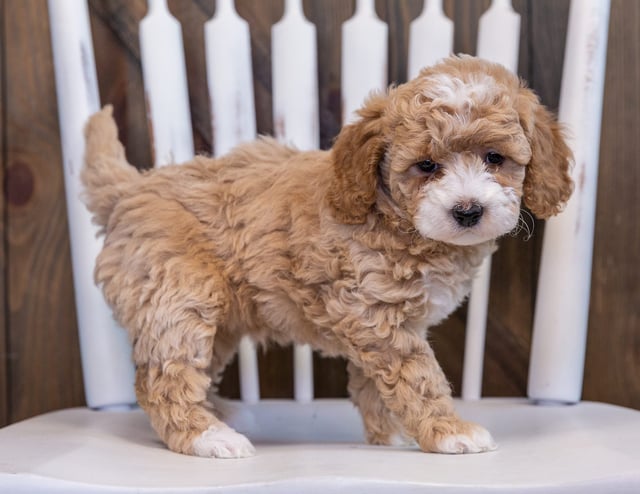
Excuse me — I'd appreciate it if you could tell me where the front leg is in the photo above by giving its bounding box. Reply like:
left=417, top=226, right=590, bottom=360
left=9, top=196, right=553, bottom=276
left=347, top=361, right=409, bottom=446
left=343, top=327, right=496, bottom=454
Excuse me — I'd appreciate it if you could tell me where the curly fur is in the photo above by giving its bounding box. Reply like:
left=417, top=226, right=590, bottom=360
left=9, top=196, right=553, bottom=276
left=82, top=56, right=572, bottom=458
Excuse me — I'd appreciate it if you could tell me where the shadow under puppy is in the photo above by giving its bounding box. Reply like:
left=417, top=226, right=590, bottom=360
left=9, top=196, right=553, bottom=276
left=83, top=55, right=572, bottom=458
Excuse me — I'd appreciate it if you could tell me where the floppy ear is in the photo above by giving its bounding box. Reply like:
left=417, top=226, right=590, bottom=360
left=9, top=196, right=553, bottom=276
left=517, top=88, right=574, bottom=219
left=328, top=93, right=388, bottom=224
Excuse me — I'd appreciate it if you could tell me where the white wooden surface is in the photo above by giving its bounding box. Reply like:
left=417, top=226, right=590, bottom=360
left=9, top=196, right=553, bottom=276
left=205, top=0, right=256, bottom=157
left=271, top=0, right=318, bottom=402
left=528, top=0, right=611, bottom=404
left=47, top=0, right=136, bottom=409
left=461, top=0, right=521, bottom=401
left=271, top=0, right=319, bottom=151
left=408, top=0, right=454, bottom=79
left=2, top=399, right=640, bottom=493
left=475, top=0, right=521, bottom=72
left=341, top=0, right=388, bottom=124
left=204, top=0, right=261, bottom=405
left=139, top=0, right=194, bottom=167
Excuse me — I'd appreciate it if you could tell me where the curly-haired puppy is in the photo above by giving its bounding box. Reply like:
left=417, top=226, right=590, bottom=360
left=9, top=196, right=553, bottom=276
left=82, top=55, right=572, bottom=458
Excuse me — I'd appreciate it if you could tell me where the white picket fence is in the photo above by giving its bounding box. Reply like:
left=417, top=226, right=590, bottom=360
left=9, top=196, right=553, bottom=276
left=48, top=0, right=610, bottom=411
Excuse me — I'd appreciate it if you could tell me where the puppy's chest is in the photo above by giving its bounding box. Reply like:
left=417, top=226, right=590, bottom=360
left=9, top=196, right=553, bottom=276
left=416, top=254, right=486, bottom=328
left=420, top=269, right=473, bottom=328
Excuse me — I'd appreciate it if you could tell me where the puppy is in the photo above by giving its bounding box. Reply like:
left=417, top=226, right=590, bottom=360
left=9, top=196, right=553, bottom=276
left=82, top=55, right=572, bottom=458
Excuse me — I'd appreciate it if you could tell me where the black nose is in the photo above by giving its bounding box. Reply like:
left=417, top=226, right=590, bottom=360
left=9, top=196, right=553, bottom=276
left=452, top=204, right=484, bottom=227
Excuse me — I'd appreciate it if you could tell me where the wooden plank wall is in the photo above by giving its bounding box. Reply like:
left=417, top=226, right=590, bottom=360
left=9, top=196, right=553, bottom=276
left=2, top=0, right=86, bottom=425
left=1, top=0, right=638, bottom=426
left=0, top=0, right=6, bottom=428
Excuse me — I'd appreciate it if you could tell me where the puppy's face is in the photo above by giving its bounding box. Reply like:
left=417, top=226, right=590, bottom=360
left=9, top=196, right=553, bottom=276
left=329, top=56, right=573, bottom=246
left=385, top=68, right=535, bottom=246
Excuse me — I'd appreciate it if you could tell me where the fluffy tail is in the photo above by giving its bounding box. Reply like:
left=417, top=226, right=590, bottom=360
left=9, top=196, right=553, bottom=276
left=82, top=105, right=140, bottom=231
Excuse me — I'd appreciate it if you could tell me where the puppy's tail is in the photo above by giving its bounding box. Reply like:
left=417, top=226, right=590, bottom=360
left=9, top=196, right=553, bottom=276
left=82, top=104, right=140, bottom=231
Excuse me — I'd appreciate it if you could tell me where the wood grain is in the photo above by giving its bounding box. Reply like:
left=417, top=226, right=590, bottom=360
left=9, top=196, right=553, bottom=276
left=521, top=0, right=567, bottom=318
left=236, top=0, right=284, bottom=138
left=5, top=0, right=84, bottom=422
left=480, top=0, right=532, bottom=398
left=305, top=0, right=352, bottom=149
left=1, top=0, right=638, bottom=424
left=375, top=0, right=420, bottom=83
left=0, top=0, right=8, bottom=427
left=169, top=0, right=211, bottom=154
left=89, top=0, right=151, bottom=169
left=585, top=0, right=640, bottom=409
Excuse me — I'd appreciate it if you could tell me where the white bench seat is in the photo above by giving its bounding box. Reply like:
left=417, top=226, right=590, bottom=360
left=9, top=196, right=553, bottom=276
left=2, top=399, right=640, bottom=493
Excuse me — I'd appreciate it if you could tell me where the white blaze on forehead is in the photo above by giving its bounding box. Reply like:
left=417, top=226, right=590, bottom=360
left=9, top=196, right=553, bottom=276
left=422, top=73, right=501, bottom=110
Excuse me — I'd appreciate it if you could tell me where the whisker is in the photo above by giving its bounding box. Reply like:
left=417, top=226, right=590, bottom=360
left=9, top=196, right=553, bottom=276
left=510, top=209, right=535, bottom=241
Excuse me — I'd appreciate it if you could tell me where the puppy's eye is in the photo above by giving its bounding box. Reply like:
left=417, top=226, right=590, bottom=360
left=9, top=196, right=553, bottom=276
left=416, top=159, right=441, bottom=174
left=485, top=152, right=505, bottom=166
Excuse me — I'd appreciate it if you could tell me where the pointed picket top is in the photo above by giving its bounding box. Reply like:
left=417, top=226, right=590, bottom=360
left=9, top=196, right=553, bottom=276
left=282, top=0, right=306, bottom=20
left=205, top=0, right=256, bottom=158
left=271, top=0, right=319, bottom=151
left=214, top=0, right=236, bottom=17
left=408, top=0, right=454, bottom=79
left=146, top=0, right=168, bottom=14
left=204, top=1, right=260, bottom=404
left=461, top=0, right=521, bottom=401
left=341, top=0, right=388, bottom=124
left=140, top=0, right=194, bottom=167
left=476, top=0, right=521, bottom=72
left=271, top=0, right=317, bottom=402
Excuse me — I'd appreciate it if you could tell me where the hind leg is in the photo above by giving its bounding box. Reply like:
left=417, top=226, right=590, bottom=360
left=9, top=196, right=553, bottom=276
left=136, top=346, right=255, bottom=458
left=135, top=359, right=254, bottom=458
left=131, top=262, right=254, bottom=458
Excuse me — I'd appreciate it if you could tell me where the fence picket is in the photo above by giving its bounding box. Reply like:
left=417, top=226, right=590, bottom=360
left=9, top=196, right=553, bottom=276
left=48, top=0, right=136, bottom=408
left=528, top=0, right=611, bottom=404
left=408, top=0, right=454, bottom=79
left=139, top=0, right=193, bottom=167
left=462, top=0, right=521, bottom=401
left=271, top=0, right=318, bottom=402
left=205, top=0, right=260, bottom=404
left=341, top=0, right=388, bottom=125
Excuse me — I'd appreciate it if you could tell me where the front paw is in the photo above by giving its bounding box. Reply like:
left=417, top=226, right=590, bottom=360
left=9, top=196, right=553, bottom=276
left=191, top=424, right=256, bottom=458
left=421, top=418, right=497, bottom=454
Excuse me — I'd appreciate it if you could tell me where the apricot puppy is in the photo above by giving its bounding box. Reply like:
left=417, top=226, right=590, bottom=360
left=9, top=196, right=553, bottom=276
left=83, top=55, right=572, bottom=458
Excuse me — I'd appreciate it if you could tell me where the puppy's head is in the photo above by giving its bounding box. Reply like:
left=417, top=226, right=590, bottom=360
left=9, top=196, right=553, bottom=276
left=329, top=55, right=573, bottom=246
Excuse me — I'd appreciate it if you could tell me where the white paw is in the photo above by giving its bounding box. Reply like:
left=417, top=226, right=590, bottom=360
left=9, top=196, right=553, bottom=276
left=192, top=424, right=256, bottom=458
left=435, top=424, right=497, bottom=454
